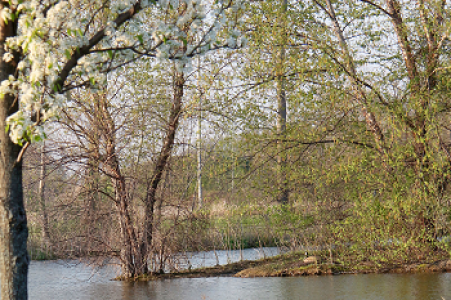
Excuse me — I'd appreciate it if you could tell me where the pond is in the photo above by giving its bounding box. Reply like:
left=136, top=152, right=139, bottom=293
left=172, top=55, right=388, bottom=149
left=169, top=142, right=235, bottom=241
left=28, top=248, right=451, bottom=300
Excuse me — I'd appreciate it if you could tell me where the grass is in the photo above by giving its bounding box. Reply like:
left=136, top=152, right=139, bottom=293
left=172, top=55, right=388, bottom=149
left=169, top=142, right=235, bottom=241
left=131, top=248, right=451, bottom=281
left=29, top=248, right=57, bottom=261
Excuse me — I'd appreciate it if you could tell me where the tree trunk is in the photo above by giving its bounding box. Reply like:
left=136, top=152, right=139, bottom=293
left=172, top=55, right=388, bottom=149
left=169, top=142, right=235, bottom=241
left=276, top=0, right=289, bottom=205
left=114, top=176, right=144, bottom=277
left=95, top=92, right=145, bottom=277
left=0, top=139, right=27, bottom=300
left=0, top=10, right=29, bottom=300
left=143, top=70, right=185, bottom=273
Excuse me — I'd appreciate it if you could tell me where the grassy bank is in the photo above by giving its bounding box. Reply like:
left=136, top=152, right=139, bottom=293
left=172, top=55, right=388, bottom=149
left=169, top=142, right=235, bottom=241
left=134, top=249, right=451, bottom=281
left=234, top=250, right=451, bottom=277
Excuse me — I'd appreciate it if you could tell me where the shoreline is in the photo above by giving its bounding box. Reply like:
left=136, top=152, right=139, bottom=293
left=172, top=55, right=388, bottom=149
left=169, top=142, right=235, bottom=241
left=126, top=251, right=451, bottom=281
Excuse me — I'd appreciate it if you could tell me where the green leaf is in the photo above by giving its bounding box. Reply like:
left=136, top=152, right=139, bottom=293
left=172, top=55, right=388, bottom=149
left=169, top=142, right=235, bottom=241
left=5, top=124, right=9, bottom=133
left=137, top=35, right=143, bottom=44
left=52, top=82, right=61, bottom=92
left=107, top=49, right=113, bottom=59
left=65, top=49, right=71, bottom=59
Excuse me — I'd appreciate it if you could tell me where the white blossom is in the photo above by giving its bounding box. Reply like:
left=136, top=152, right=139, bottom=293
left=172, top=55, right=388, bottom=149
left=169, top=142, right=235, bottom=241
left=0, top=0, right=244, bottom=144
left=17, top=60, right=27, bottom=70
left=227, top=37, right=236, bottom=48
left=1, top=7, right=12, bottom=22
left=3, top=52, right=13, bottom=62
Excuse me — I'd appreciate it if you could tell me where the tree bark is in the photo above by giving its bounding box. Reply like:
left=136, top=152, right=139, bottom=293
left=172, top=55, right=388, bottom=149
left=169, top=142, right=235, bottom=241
left=0, top=8, right=28, bottom=300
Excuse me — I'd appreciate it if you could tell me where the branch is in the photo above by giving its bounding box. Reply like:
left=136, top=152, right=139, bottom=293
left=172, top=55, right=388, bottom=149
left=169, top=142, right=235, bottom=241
left=53, top=1, right=146, bottom=92
left=358, top=0, right=393, bottom=17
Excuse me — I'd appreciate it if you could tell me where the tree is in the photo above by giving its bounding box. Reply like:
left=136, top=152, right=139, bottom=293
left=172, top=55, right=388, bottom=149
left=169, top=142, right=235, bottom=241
left=273, top=0, right=451, bottom=256
left=0, top=0, right=245, bottom=298
left=209, top=0, right=451, bottom=258
left=0, top=2, right=146, bottom=298
left=114, top=1, right=246, bottom=276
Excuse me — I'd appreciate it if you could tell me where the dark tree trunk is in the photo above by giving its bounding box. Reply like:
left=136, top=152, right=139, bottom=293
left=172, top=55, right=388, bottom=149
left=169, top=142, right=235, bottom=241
left=0, top=9, right=29, bottom=300
left=0, top=140, right=27, bottom=300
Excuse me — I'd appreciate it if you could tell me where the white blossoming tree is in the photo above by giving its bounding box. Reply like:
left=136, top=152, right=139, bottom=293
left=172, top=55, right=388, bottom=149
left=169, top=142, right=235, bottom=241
left=0, top=0, right=244, bottom=299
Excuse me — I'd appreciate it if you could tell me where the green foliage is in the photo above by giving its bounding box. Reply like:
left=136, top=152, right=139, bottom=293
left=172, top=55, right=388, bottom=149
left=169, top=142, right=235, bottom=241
left=24, top=0, right=451, bottom=267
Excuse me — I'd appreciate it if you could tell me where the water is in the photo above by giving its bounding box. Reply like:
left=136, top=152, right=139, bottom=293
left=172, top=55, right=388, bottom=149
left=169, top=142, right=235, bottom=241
left=29, top=249, right=451, bottom=300
left=178, top=247, right=282, bottom=269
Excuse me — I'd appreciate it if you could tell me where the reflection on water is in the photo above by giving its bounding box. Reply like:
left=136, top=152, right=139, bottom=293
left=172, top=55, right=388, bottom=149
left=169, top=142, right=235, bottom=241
left=28, top=249, right=451, bottom=300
